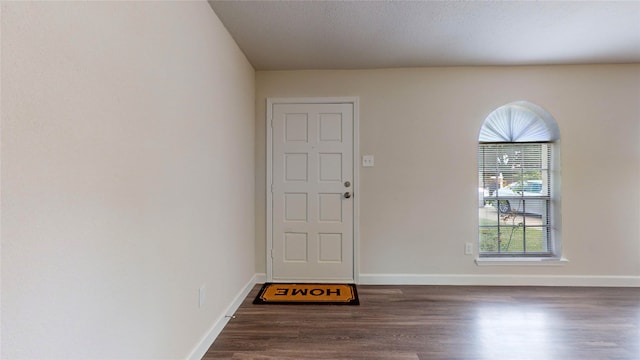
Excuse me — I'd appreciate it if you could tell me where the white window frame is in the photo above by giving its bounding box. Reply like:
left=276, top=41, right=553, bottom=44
left=478, top=142, right=553, bottom=256
left=476, top=102, right=564, bottom=264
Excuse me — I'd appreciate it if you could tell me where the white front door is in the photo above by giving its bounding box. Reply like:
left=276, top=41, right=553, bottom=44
left=268, top=99, right=357, bottom=282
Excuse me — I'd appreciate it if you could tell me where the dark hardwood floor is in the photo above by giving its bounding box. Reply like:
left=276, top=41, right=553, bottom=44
left=203, top=285, right=640, bottom=359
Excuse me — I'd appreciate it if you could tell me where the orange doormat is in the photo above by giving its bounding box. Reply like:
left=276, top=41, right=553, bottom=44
left=253, top=283, right=359, bottom=305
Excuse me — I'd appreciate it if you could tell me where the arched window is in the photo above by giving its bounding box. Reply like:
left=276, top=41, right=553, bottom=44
left=478, top=101, right=560, bottom=257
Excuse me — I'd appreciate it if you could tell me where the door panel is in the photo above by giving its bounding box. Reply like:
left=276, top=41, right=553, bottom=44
left=271, top=102, right=354, bottom=282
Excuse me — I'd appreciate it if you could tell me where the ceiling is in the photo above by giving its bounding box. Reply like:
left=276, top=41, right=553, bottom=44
left=208, top=0, right=640, bottom=71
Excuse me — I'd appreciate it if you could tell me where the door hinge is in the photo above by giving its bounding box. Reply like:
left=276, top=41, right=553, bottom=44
left=270, top=249, right=274, bottom=258
left=270, top=184, right=274, bottom=193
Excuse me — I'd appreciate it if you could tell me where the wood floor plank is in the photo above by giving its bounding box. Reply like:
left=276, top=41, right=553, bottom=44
left=204, top=285, right=640, bottom=359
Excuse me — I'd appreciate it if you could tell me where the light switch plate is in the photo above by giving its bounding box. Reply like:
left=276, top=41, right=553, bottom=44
left=362, top=155, right=374, bottom=167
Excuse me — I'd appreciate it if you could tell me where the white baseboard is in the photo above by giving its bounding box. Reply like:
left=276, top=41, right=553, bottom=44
left=187, top=273, right=266, bottom=360
left=358, top=273, right=640, bottom=287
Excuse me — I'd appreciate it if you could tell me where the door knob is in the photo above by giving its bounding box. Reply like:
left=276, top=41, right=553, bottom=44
left=344, top=192, right=352, bottom=199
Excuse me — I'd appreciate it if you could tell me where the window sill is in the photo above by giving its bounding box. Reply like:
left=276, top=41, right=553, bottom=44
left=475, top=257, right=569, bottom=266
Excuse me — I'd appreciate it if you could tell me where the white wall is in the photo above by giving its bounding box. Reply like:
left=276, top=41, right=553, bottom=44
left=1, top=2, right=255, bottom=359
left=256, top=65, right=640, bottom=285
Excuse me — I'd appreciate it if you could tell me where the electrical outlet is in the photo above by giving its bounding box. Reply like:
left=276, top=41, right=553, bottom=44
left=465, top=242, right=473, bottom=255
left=199, top=285, right=206, bottom=308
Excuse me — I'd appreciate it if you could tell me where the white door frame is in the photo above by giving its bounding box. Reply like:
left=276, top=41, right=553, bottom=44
left=266, top=97, right=360, bottom=283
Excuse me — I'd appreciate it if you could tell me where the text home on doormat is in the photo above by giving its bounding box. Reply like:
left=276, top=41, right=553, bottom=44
left=253, top=283, right=359, bottom=305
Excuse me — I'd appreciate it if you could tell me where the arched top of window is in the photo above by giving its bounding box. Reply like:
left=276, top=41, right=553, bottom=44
left=479, top=101, right=560, bottom=143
